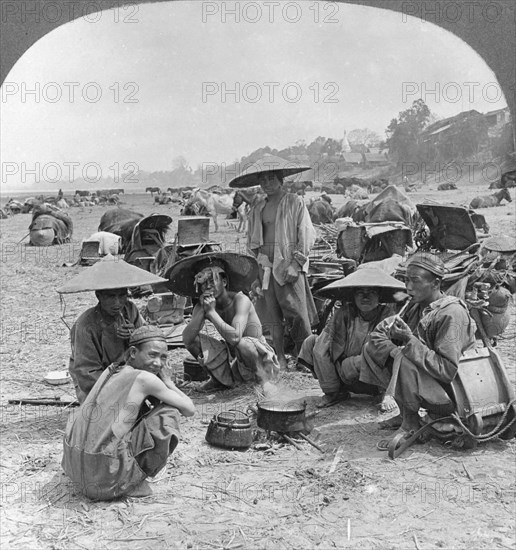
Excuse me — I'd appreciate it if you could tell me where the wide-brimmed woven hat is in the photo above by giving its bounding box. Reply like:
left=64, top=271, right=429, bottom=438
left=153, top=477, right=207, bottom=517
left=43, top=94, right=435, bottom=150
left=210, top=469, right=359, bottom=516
left=316, top=267, right=406, bottom=302
left=229, top=155, right=310, bottom=189
left=482, top=235, right=516, bottom=253
left=166, top=252, right=258, bottom=296
left=57, top=255, right=167, bottom=293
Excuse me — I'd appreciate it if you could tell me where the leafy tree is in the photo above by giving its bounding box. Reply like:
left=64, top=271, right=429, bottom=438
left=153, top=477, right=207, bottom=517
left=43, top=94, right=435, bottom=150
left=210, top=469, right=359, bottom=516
left=385, top=99, right=431, bottom=167
left=321, top=138, right=342, bottom=157
left=348, top=128, right=381, bottom=147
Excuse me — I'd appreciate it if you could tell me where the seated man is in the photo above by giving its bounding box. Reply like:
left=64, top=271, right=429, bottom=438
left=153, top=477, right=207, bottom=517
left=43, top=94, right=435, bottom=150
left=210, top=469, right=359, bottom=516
left=167, top=252, right=280, bottom=392
left=298, top=268, right=406, bottom=408
left=57, top=255, right=167, bottom=403
left=358, top=253, right=477, bottom=449
left=62, top=326, right=196, bottom=500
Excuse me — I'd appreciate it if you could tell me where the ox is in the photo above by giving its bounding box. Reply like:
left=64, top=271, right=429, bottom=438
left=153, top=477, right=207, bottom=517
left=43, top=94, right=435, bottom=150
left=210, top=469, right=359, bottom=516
left=307, top=197, right=334, bottom=225
left=469, top=188, right=512, bottom=209
left=181, top=188, right=235, bottom=231
left=29, top=206, right=73, bottom=246
left=489, top=170, right=516, bottom=190
left=231, top=188, right=264, bottom=232
left=437, top=182, right=458, bottom=191
left=146, top=186, right=161, bottom=196
left=98, top=208, right=144, bottom=252
left=334, top=200, right=367, bottom=223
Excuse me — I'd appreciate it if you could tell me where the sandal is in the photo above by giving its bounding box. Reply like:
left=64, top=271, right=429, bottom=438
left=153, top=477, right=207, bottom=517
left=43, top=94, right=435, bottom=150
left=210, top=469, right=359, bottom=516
left=377, top=429, right=414, bottom=452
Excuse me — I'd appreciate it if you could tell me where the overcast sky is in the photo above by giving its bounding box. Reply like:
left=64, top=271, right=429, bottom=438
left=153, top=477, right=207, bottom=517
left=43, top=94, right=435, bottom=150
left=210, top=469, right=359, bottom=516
left=0, top=1, right=507, bottom=188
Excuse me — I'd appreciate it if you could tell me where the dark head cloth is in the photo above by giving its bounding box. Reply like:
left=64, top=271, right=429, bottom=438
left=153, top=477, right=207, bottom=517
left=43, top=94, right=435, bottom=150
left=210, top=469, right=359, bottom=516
left=406, top=252, right=446, bottom=278
left=228, top=154, right=310, bottom=189
left=129, top=326, right=166, bottom=346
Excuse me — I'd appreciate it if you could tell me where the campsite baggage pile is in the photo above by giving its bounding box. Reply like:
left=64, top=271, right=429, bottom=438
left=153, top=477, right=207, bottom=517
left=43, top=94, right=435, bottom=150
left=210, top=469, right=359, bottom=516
left=308, top=188, right=515, bottom=345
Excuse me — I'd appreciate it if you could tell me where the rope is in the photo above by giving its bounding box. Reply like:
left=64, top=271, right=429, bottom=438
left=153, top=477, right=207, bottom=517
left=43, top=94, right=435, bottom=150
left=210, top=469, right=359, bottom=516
left=450, top=397, right=516, bottom=442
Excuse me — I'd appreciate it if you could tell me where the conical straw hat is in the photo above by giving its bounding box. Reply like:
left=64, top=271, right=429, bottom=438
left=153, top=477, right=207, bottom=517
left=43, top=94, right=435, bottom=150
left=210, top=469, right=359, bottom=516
left=229, top=155, right=310, bottom=189
left=57, top=255, right=167, bottom=293
left=317, top=267, right=406, bottom=303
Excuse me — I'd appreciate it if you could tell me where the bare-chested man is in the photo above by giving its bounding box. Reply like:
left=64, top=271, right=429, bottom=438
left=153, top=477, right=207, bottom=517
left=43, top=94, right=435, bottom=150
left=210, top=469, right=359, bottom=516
left=62, top=326, right=195, bottom=500
left=229, top=155, right=318, bottom=369
left=167, top=252, right=280, bottom=392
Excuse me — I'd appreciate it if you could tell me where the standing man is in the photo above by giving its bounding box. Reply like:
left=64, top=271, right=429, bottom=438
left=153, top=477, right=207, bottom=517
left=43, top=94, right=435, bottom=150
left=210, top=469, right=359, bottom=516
left=229, top=155, right=318, bottom=369
left=358, top=253, right=477, bottom=449
left=167, top=252, right=280, bottom=392
left=62, top=326, right=195, bottom=500
left=57, top=255, right=168, bottom=403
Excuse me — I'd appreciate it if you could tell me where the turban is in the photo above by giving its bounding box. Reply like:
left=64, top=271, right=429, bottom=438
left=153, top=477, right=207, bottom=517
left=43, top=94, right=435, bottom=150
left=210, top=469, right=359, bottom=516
left=406, top=252, right=446, bottom=278
left=129, top=325, right=166, bottom=347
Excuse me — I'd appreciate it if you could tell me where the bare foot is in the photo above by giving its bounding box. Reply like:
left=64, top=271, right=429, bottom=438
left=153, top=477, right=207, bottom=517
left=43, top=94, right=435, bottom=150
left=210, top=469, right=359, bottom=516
left=278, top=355, right=288, bottom=370
left=379, top=394, right=398, bottom=413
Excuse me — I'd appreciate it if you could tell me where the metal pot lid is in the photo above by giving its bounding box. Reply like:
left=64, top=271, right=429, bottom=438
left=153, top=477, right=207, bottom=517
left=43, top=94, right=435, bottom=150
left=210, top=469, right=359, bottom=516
left=258, top=399, right=306, bottom=413
left=216, top=410, right=250, bottom=425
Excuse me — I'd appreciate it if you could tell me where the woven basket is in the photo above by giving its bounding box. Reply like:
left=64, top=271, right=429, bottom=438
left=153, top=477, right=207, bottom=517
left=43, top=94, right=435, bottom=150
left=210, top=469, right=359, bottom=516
left=337, top=226, right=366, bottom=261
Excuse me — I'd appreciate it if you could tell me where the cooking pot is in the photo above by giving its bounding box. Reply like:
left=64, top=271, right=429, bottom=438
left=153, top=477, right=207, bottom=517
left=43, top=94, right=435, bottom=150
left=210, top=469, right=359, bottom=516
left=254, top=400, right=314, bottom=433
left=205, top=410, right=253, bottom=450
left=183, top=357, right=208, bottom=382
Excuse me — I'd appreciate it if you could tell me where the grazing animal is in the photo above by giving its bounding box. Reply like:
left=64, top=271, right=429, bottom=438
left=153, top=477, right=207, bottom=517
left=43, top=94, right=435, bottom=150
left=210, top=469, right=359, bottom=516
left=28, top=206, right=73, bottom=246
left=437, top=182, right=458, bottom=191
left=155, top=192, right=174, bottom=205
left=232, top=188, right=264, bottom=232
left=181, top=188, right=235, bottom=231
left=347, top=184, right=369, bottom=200
left=98, top=208, right=144, bottom=252
left=5, top=199, right=23, bottom=215
left=74, top=190, right=90, bottom=197
left=469, top=188, right=512, bottom=209
left=107, top=194, right=120, bottom=205
left=145, top=186, right=161, bottom=196
left=307, top=198, right=334, bottom=225
left=334, top=200, right=367, bottom=223
left=21, top=197, right=43, bottom=213
left=489, top=170, right=516, bottom=189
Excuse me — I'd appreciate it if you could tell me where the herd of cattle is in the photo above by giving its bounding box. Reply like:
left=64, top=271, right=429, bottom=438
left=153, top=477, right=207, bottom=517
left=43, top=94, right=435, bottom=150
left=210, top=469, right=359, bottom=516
left=0, top=173, right=513, bottom=248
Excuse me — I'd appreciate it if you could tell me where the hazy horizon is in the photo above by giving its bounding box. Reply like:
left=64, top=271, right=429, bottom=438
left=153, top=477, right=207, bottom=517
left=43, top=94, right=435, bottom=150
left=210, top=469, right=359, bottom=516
left=1, top=1, right=508, bottom=190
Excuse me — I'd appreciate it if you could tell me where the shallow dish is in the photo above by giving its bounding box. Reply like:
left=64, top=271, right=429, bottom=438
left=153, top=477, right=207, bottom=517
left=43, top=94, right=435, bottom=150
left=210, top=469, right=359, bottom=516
left=44, top=371, right=71, bottom=385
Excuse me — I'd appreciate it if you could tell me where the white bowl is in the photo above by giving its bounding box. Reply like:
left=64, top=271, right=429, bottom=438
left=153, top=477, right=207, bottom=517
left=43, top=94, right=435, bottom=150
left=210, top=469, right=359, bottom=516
left=44, top=371, right=71, bottom=385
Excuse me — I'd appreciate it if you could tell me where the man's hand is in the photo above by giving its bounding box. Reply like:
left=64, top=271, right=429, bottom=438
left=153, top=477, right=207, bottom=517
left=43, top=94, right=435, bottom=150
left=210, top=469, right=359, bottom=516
left=293, top=251, right=307, bottom=266
left=159, top=369, right=177, bottom=389
left=285, top=264, right=299, bottom=284
left=389, top=316, right=412, bottom=345
left=200, top=293, right=216, bottom=316
left=115, top=322, right=135, bottom=340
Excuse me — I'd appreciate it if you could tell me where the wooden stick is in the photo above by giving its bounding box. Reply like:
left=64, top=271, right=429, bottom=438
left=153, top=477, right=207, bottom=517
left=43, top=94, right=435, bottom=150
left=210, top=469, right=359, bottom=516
left=384, top=299, right=412, bottom=398
left=328, top=446, right=344, bottom=474
left=283, top=434, right=305, bottom=451
left=298, top=432, right=325, bottom=453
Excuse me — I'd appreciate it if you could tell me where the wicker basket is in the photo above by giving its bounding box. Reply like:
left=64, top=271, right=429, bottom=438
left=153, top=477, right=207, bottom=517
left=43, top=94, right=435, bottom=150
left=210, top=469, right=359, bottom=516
left=336, top=226, right=366, bottom=261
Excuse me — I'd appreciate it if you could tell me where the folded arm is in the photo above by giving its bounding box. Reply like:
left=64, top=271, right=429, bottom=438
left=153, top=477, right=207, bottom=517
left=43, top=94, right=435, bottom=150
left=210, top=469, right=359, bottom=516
left=206, top=294, right=251, bottom=347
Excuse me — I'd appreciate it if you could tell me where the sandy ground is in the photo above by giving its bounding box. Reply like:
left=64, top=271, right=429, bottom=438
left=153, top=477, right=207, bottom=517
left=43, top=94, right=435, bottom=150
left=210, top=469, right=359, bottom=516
left=0, top=184, right=515, bottom=550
